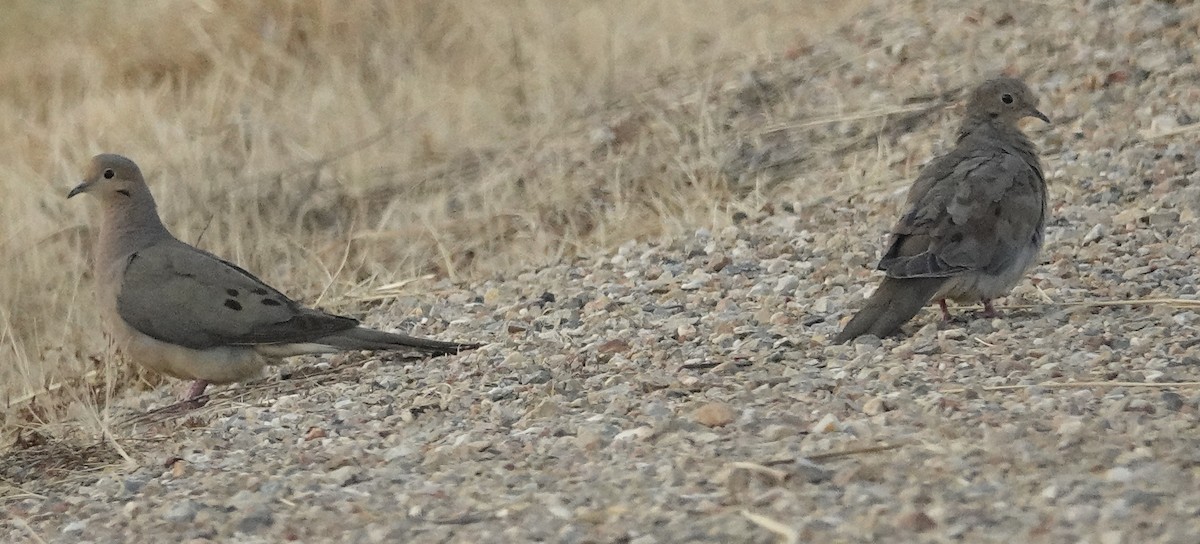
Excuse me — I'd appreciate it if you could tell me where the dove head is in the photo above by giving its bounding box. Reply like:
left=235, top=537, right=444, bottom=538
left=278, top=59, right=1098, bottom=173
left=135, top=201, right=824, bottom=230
left=67, top=154, right=149, bottom=201
left=966, top=77, right=1050, bottom=125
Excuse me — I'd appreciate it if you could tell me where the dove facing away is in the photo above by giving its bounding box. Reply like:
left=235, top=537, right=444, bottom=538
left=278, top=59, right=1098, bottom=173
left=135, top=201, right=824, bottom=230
left=69, top=154, right=479, bottom=401
left=834, top=77, right=1050, bottom=343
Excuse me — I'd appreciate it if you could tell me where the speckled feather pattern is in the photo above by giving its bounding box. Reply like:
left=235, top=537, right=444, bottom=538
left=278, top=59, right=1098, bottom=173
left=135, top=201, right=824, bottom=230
left=835, top=77, right=1048, bottom=343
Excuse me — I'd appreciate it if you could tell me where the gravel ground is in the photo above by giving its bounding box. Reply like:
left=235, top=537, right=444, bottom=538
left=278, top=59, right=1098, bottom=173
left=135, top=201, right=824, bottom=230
left=6, top=0, right=1200, bottom=542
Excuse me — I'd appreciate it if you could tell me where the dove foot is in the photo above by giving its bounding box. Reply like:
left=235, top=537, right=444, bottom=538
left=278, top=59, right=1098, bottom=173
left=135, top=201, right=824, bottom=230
left=938, top=299, right=953, bottom=322
left=980, top=299, right=1000, bottom=318
left=139, top=385, right=208, bottom=418
left=182, top=380, right=210, bottom=404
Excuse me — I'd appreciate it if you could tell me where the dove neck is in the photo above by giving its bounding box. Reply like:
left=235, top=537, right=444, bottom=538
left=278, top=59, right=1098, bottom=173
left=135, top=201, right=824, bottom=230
left=957, top=117, right=1036, bottom=154
left=98, top=189, right=173, bottom=258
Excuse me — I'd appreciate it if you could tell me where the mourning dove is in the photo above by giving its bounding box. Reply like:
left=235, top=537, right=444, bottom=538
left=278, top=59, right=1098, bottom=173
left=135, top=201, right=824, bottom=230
left=69, top=154, right=480, bottom=401
left=835, top=77, right=1050, bottom=343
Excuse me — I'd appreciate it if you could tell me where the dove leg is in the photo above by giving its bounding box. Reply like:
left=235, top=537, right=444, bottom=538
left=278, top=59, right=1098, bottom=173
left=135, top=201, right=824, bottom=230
left=981, top=299, right=999, bottom=318
left=183, top=379, right=210, bottom=402
left=938, top=299, right=952, bottom=321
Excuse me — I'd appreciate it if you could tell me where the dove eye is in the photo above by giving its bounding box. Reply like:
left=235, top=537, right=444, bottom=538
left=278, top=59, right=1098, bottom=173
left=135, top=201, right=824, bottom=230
left=103, top=169, right=115, bottom=179
left=1001, top=93, right=1014, bottom=104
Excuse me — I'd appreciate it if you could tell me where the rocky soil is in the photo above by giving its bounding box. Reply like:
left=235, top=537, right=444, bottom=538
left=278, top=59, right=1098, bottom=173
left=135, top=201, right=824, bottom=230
left=5, top=0, right=1200, bottom=542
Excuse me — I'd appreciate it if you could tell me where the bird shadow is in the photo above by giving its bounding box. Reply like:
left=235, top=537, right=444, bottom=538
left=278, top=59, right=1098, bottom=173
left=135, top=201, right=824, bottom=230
left=114, top=351, right=436, bottom=429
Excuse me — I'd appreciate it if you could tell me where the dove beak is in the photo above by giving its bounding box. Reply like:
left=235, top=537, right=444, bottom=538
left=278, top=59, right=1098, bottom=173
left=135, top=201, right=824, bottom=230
left=67, top=181, right=90, bottom=199
left=1030, top=108, right=1051, bottom=123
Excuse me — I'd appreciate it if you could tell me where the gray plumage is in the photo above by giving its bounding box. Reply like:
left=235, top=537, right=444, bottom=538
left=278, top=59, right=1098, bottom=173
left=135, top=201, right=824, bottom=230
left=69, top=154, right=479, bottom=400
left=835, top=77, right=1049, bottom=343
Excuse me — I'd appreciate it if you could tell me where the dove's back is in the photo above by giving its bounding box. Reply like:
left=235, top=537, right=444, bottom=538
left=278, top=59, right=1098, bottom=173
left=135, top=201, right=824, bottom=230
left=835, top=77, right=1049, bottom=343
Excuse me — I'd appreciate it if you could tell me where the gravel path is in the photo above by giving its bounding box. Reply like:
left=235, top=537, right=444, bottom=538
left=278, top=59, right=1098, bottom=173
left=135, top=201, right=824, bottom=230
left=6, top=0, right=1200, bottom=542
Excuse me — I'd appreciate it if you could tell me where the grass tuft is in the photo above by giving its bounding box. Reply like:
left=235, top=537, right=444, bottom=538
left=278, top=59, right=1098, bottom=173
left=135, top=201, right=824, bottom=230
left=0, top=1, right=863, bottom=439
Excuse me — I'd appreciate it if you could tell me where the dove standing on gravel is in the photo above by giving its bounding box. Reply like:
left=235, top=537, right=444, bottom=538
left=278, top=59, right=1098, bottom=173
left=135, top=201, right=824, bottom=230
left=69, top=154, right=479, bottom=401
left=835, top=77, right=1050, bottom=343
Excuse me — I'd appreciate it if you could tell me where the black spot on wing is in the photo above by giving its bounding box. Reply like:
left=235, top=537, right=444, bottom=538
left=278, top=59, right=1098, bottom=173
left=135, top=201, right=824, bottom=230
left=227, top=288, right=239, bottom=297
left=209, top=255, right=299, bottom=305
left=261, top=298, right=282, bottom=307
left=224, top=299, right=243, bottom=311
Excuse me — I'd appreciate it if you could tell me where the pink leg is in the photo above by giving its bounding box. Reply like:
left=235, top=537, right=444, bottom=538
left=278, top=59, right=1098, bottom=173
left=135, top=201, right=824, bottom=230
left=938, top=299, right=952, bottom=321
left=981, top=299, right=998, bottom=318
left=183, top=380, right=210, bottom=403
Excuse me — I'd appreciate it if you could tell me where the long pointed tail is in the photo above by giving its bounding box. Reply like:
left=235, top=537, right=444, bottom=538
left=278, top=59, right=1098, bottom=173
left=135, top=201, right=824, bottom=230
left=315, top=327, right=481, bottom=355
left=834, top=277, right=946, bottom=344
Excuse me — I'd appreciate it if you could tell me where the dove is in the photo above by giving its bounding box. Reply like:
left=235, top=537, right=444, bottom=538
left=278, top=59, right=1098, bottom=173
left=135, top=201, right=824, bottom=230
left=834, top=77, right=1050, bottom=343
left=68, top=154, right=480, bottom=401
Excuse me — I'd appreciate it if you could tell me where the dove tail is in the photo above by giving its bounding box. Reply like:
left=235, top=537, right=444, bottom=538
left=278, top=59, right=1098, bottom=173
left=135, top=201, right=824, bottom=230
left=834, top=277, right=946, bottom=344
left=315, top=327, right=481, bottom=355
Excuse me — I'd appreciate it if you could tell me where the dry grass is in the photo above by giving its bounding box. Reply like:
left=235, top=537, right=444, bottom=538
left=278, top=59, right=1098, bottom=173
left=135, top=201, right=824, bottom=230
left=0, top=1, right=863, bottom=436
